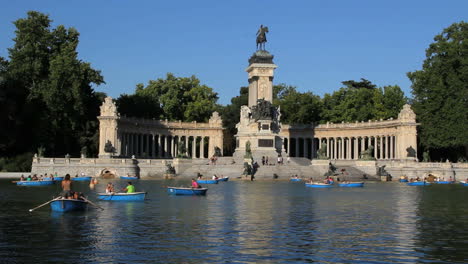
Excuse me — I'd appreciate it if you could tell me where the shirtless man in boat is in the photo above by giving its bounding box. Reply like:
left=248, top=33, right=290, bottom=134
left=61, top=174, right=72, bottom=198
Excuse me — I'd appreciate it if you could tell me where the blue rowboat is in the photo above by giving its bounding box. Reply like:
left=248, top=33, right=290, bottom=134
left=399, top=179, right=409, bottom=183
left=435, top=181, right=454, bottom=184
left=120, top=176, right=139, bottom=180
left=197, top=179, right=218, bottom=184
left=50, top=199, right=88, bottom=212
left=167, top=187, right=208, bottom=195
left=72, top=176, right=92, bottom=181
left=305, top=183, right=333, bottom=188
left=290, top=178, right=302, bottom=182
left=44, top=177, right=64, bottom=181
left=97, top=192, right=146, bottom=201
left=460, top=182, right=468, bottom=186
left=17, top=180, right=55, bottom=186
left=339, top=182, right=364, bottom=187
left=407, top=181, right=431, bottom=186
left=217, top=177, right=229, bottom=182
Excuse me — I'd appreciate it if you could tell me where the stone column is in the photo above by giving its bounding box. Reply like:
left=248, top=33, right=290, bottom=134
left=170, top=136, right=174, bottom=158
left=192, top=136, right=197, bottom=158
left=157, top=135, right=162, bottom=158
left=373, top=137, right=377, bottom=159
left=390, top=135, right=394, bottom=159
left=201, top=137, right=205, bottom=159
left=333, top=138, right=337, bottom=160
left=184, top=136, right=188, bottom=156
left=379, top=136, right=383, bottom=160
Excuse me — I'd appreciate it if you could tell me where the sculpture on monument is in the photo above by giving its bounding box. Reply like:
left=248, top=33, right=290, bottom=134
left=165, top=163, right=176, bottom=175
left=316, top=143, right=328, bottom=160
left=244, top=140, right=253, bottom=160
left=359, top=146, right=376, bottom=160
left=251, top=99, right=274, bottom=120
left=256, top=25, right=269, bottom=50
left=406, top=146, right=416, bottom=158
left=213, top=146, right=222, bottom=157
left=377, top=165, right=391, bottom=177
left=104, top=140, right=115, bottom=154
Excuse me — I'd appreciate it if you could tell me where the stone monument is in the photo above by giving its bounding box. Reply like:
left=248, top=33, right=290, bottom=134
left=233, top=25, right=285, bottom=161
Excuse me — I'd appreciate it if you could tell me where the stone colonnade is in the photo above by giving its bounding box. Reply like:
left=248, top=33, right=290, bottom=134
left=119, top=133, right=212, bottom=159
left=98, top=97, right=224, bottom=159
left=280, top=104, right=418, bottom=160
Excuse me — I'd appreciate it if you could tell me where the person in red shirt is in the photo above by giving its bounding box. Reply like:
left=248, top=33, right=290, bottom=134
left=191, top=178, right=201, bottom=188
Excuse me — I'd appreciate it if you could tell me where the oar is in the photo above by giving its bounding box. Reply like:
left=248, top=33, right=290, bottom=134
left=82, top=197, right=104, bottom=210
left=29, top=197, right=61, bottom=212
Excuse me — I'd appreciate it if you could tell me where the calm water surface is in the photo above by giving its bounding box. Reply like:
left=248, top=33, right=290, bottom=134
left=0, top=179, right=467, bottom=263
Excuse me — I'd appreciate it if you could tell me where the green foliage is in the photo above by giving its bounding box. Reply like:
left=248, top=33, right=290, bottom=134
left=408, top=21, right=468, bottom=159
left=0, top=153, right=34, bottom=172
left=321, top=79, right=406, bottom=123
left=0, top=11, right=104, bottom=166
left=273, top=84, right=322, bottom=124
left=116, top=73, right=218, bottom=122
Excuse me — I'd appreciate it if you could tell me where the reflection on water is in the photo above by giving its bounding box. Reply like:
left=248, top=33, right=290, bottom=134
left=0, top=179, right=467, bottom=263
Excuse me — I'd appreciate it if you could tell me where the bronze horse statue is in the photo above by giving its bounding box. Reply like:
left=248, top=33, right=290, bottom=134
left=256, top=25, right=269, bottom=50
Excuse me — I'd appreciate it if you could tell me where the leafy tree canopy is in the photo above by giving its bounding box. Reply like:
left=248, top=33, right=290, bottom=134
left=116, top=73, right=219, bottom=122
left=408, top=21, right=468, bottom=158
left=322, top=78, right=406, bottom=123
left=0, top=11, right=104, bottom=160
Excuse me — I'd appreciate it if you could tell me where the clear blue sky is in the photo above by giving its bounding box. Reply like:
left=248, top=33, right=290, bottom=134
left=1, top=1, right=467, bottom=105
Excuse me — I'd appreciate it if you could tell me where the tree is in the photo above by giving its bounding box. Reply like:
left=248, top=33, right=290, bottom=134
left=117, top=73, right=218, bottom=122
left=408, top=22, right=468, bottom=160
left=321, top=79, right=406, bottom=123
left=273, top=84, right=322, bottom=124
left=1, top=11, right=104, bottom=163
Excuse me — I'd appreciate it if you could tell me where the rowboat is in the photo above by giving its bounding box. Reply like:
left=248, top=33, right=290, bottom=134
left=398, top=179, right=409, bottom=183
left=50, top=199, right=88, bottom=212
left=217, top=177, right=229, bottom=182
left=43, top=176, right=63, bottom=181
left=17, top=180, right=55, bottom=186
left=290, top=178, right=302, bottom=182
left=120, top=176, right=139, bottom=180
left=305, top=182, right=333, bottom=188
left=72, top=176, right=92, bottom=181
left=460, top=181, right=468, bottom=186
left=434, top=181, right=454, bottom=184
left=338, top=182, right=364, bottom=187
left=167, top=187, right=208, bottom=195
left=407, top=181, right=431, bottom=186
left=196, top=179, right=218, bottom=184
left=97, top=192, right=146, bottom=201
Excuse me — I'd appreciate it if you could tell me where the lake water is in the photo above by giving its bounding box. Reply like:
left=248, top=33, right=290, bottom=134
left=0, top=178, right=467, bottom=263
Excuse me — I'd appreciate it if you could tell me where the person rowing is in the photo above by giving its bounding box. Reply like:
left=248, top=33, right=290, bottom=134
left=61, top=174, right=73, bottom=198
left=122, top=182, right=135, bottom=193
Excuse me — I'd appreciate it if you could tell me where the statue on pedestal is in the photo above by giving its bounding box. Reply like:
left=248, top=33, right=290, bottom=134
left=256, top=25, right=269, bottom=50
left=359, top=146, right=376, bottom=160
left=317, top=143, right=328, bottom=160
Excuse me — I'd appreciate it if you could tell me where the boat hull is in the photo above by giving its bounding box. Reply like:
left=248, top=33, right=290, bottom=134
left=305, top=183, right=333, bottom=188
left=167, top=187, right=207, bottom=195
left=97, top=192, right=146, bottom=201
left=72, top=176, right=92, bottom=181
left=217, top=177, right=229, bottom=182
left=399, top=179, right=408, bottom=183
left=435, top=181, right=454, bottom=184
left=290, top=178, right=302, bottom=182
left=50, top=199, right=88, bottom=212
left=460, top=182, right=468, bottom=186
left=339, top=182, right=364, bottom=187
left=43, top=177, right=63, bottom=181
left=407, top=182, right=431, bottom=186
left=17, top=180, right=55, bottom=186
left=120, top=176, right=139, bottom=180
left=197, top=180, right=218, bottom=184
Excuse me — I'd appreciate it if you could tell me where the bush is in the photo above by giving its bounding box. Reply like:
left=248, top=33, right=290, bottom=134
left=0, top=152, right=34, bottom=172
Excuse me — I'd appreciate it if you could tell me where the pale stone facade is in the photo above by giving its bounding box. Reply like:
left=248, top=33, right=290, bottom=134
left=280, top=104, right=419, bottom=161
left=98, top=97, right=224, bottom=159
